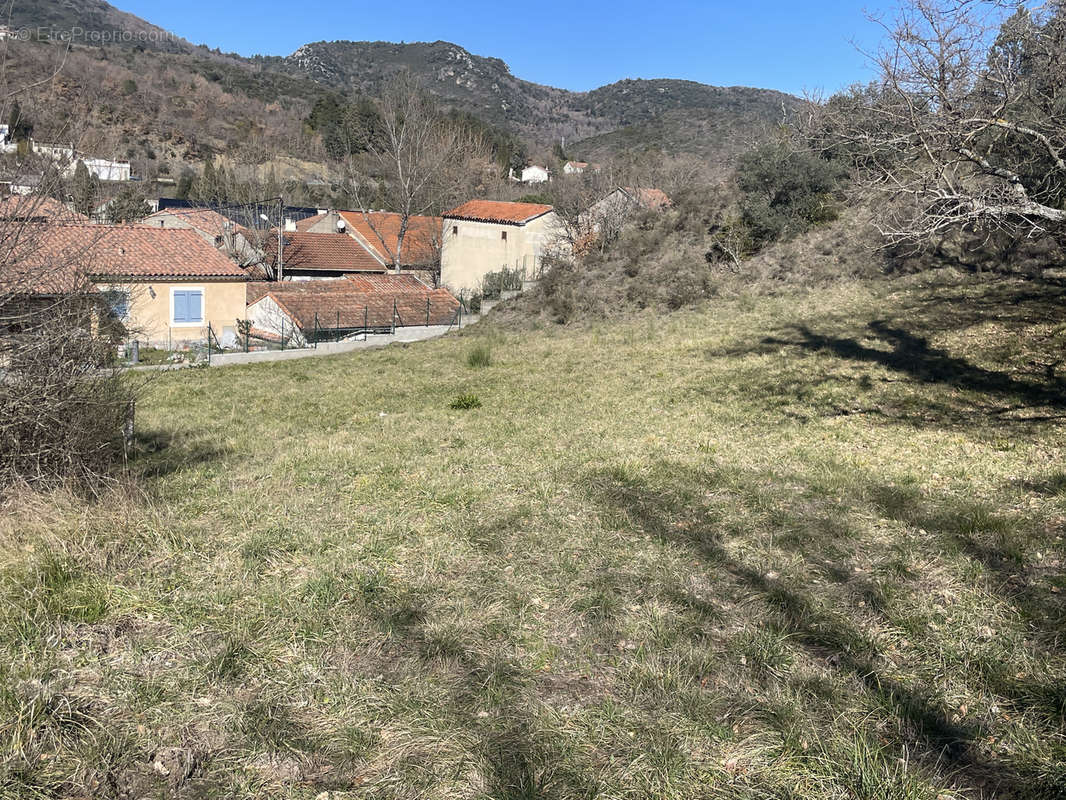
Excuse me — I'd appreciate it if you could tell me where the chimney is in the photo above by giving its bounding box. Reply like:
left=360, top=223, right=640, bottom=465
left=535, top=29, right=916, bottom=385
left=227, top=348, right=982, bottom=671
left=284, top=217, right=296, bottom=232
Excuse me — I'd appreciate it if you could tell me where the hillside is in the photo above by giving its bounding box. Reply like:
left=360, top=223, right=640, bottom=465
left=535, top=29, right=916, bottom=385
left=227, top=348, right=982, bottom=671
left=274, top=41, right=801, bottom=160
left=4, top=273, right=1066, bottom=798
left=6, top=0, right=193, bottom=53
left=11, top=0, right=799, bottom=174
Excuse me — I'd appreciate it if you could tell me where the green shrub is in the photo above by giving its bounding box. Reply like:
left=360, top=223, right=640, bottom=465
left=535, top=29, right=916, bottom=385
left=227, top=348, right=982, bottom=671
left=480, top=268, right=525, bottom=300
left=468, top=293, right=483, bottom=314
left=466, top=344, right=492, bottom=368
left=450, top=393, right=482, bottom=410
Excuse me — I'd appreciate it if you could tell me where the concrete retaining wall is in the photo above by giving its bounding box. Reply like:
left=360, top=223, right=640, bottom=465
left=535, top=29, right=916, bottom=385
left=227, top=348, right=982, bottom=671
left=207, top=325, right=455, bottom=367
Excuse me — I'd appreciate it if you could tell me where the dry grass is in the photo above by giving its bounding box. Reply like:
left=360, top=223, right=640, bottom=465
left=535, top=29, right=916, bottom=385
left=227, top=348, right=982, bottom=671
left=1, top=269, right=1065, bottom=798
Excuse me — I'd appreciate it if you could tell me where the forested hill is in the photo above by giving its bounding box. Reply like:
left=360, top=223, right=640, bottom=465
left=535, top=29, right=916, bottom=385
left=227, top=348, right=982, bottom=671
left=16, top=0, right=799, bottom=169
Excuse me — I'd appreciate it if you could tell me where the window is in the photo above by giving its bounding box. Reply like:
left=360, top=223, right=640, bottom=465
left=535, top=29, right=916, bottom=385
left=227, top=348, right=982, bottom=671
left=171, top=288, right=204, bottom=326
left=103, top=289, right=130, bottom=321
left=452, top=225, right=458, bottom=236
left=501, top=230, right=507, bottom=241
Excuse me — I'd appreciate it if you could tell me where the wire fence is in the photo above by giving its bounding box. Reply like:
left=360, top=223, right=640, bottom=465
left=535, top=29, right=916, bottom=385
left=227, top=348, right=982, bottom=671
left=116, top=299, right=466, bottom=367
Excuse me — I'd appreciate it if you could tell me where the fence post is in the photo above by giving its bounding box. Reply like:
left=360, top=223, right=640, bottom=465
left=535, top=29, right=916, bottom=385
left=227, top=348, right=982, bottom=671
left=426, top=298, right=430, bottom=326
left=245, top=324, right=249, bottom=353
left=364, top=305, right=368, bottom=341
left=458, top=302, right=462, bottom=330
left=314, top=312, right=319, bottom=349
left=392, top=299, right=397, bottom=335
left=207, top=323, right=212, bottom=365
left=281, top=319, right=285, bottom=351
left=124, top=399, right=136, bottom=449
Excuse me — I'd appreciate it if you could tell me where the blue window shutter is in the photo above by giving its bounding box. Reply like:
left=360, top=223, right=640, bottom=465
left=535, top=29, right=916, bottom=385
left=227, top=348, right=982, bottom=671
left=173, top=291, right=188, bottom=322
left=189, top=290, right=203, bottom=322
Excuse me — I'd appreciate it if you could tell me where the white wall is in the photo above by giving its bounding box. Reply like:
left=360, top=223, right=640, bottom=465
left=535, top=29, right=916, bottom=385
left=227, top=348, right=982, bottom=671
left=440, top=211, right=568, bottom=294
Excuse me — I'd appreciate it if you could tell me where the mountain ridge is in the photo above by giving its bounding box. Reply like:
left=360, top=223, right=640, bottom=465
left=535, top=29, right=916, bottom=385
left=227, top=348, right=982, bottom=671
left=14, top=0, right=800, bottom=173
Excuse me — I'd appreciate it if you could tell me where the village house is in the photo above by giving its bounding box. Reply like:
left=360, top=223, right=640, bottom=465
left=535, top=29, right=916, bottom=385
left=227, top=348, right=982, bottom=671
left=299, top=209, right=443, bottom=285
left=264, top=230, right=388, bottom=279
left=582, top=186, right=672, bottom=244
left=143, top=207, right=262, bottom=270
left=440, top=200, right=568, bottom=294
left=509, top=165, right=550, bottom=184
left=563, top=161, right=589, bottom=175
left=19, top=224, right=249, bottom=348
left=0, top=195, right=89, bottom=224
left=246, top=273, right=459, bottom=345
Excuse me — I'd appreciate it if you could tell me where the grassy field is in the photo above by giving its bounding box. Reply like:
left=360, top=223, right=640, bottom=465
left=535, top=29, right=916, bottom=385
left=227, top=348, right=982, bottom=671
left=2, top=270, right=1065, bottom=799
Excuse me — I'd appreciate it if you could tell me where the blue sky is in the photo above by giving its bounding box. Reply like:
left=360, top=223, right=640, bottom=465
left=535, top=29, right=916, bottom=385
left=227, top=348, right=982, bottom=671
left=116, top=0, right=892, bottom=96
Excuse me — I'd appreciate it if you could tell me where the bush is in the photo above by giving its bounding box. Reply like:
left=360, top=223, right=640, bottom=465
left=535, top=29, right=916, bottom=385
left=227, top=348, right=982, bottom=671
left=0, top=300, right=134, bottom=490
left=480, top=267, right=525, bottom=300
left=735, top=141, right=846, bottom=248
left=466, top=344, right=492, bottom=368
left=468, top=293, right=483, bottom=314
left=450, top=393, right=482, bottom=410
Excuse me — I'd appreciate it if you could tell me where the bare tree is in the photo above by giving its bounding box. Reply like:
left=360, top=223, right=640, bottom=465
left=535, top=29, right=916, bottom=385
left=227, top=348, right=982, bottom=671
left=815, top=0, right=1066, bottom=246
left=343, top=71, right=486, bottom=270
left=0, top=28, right=136, bottom=491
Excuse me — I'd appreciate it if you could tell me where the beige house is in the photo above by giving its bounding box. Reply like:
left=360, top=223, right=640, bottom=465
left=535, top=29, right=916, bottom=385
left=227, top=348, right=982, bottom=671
left=25, top=224, right=248, bottom=347
left=143, top=207, right=263, bottom=270
left=298, top=209, right=443, bottom=285
left=440, top=200, right=567, bottom=294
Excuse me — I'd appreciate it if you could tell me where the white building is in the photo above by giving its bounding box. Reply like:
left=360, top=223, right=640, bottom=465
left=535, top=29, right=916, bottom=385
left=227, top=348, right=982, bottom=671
left=441, top=199, right=569, bottom=294
left=0, top=125, right=16, bottom=155
left=79, top=157, right=131, bottom=182
left=509, top=165, right=550, bottom=184
left=563, top=161, right=589, bottom=175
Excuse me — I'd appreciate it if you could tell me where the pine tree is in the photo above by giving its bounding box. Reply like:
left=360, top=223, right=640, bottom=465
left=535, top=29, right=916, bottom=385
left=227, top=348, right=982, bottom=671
left=195, top=158, right=217, bottom=204
left=7, top=101, right=32, bottom=142
left=71, top=160, right=98, bottom=218
left=107, top=186, right=152, bottom=223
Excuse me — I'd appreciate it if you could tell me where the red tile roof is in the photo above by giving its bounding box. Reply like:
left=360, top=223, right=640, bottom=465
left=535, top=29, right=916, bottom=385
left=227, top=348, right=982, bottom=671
left=622, top=187, right=672, bottom=210
left=143, top=207, right=236, bottom=235
left=0, top=195, right=90, bottom=223
left=337, top=211, right=442, bottom=266
left=267, top=231, right=386, bottom=273
left=294, top=213, right=326, bottom=232
left=248, top=275, right=459, bottom=330
left=444, top=200, right=553, bottom=225
left=6, top=225, right=247, bottom=293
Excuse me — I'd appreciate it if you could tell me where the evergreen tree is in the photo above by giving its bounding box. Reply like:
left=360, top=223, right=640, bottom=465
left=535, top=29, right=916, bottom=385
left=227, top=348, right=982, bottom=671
left=7, top=101, right=32, bottom=142
left=194, top=158, right=218, bottom=204
left=176, top=168, right=195, bottom=199
left=107, top=185, right=152, bottom=223
left=71, top=160, right=98, bottom=218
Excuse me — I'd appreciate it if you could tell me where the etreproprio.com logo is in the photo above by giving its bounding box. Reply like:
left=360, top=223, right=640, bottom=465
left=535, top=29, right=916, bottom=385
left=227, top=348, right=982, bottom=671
left=11, top=26, right=177, bottom=44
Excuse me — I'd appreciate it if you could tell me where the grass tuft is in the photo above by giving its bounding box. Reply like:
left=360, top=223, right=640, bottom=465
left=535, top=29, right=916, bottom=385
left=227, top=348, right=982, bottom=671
left=467, top=344, right=493, bottom=368
left=450, top=392, right=482, bottom=410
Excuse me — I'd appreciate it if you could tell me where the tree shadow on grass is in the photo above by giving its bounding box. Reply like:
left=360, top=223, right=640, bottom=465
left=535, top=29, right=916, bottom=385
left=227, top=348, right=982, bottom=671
left=580, top=461, right=1066, bottom=799
left=705, top=276, right=1066, bottom=428
left=349, top=567, right=602, bottom=800
left=125, top=428, right=228, bottom=480
left=864, top=481, right=1066, bottom=717
left=761, top=320, right=1066, bottom=413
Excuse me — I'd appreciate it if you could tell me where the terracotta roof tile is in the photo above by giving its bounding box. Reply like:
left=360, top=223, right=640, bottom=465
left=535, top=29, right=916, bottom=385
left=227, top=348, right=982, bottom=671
left=5, top=224, right=247, bottom=294
left=622, top=187, right=672, bottom=210
left=337, top=211, right=442, bottom=266
left=0, top=195, right=90, bottom=223
left=267, top=231, right=386, bottom=273
left=444, top=200, right=553, bottom=225
left=248, top=275, right=459, bottom=330
left=143, top=207, right=237, bottom=235
left=294, top=213, right=326, bottom=232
